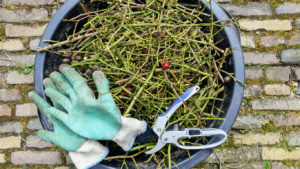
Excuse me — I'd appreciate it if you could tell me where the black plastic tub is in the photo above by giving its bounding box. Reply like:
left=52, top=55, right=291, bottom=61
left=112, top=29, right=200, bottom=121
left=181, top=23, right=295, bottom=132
left=34, top=0, right=245, bottom=168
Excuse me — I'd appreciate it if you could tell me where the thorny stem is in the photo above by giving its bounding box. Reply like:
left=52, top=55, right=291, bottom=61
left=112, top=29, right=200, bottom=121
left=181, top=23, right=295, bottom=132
left=123, top=58, right=157, bottom=116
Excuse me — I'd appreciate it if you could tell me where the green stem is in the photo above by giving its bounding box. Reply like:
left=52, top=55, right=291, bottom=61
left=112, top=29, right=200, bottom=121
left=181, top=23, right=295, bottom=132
left=123, top=63, right=157, bottom=116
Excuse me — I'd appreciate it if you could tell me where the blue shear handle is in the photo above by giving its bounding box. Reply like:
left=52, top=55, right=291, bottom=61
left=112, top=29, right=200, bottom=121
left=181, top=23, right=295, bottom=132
left=159, top=86, right=200, bottom=117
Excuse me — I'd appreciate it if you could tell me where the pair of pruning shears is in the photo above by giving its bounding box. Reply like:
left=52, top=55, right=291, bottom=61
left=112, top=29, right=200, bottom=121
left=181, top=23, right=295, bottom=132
left=145, top=86, right=227, bottom=154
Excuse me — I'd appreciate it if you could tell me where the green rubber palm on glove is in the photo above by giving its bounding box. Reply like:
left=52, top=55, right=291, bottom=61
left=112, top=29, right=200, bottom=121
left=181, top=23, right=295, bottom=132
left=41, top=64, right=146, bottom=151
left=29, top=78, right=109, bottom=169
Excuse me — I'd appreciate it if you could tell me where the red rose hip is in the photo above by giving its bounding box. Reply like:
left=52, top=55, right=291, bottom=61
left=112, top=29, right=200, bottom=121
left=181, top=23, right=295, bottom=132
left=124, top=87, right=133, bottom=95
left=162, top=61, right=170, bottom=69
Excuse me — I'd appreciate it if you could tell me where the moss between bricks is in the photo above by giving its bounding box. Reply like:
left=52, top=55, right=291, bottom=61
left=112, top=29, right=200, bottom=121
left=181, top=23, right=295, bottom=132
left=242, top=109, right=297, bottom=117
left=282, top=160, right=300, bottom=167
left=2, top=4, right=42, bottom=10
left=277, top=13, right=300, bottom=20
left=222, top=136, right=240, bottom=149
left=245, top=78, right=265, bottom=85
left=0, top=24, right=5, bottom=42
left=261, top=120, right=279, bottom=132
left=0, top=164, right=67, bottom=169
left=19, top=37, right=31, bottom=52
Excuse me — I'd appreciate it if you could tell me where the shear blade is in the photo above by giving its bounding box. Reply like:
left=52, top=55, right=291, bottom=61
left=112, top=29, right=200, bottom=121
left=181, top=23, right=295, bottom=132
left=145, top=139, right=166, bottom=154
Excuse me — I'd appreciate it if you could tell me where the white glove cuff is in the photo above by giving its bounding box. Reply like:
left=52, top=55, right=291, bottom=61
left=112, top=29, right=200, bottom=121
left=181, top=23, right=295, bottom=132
left=113, top=116, right=147, bottom=151
left=69, top=139, right=109, bottom=169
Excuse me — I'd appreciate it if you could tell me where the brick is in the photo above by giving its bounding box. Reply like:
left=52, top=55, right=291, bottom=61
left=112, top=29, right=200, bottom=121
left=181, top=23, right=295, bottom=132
left=0, top=74, right=4, bottom=85
left=244, top=84, right=262, bottom=97
left=260, top=36, right=285, bottom=47
left=202, top=162, right=267, bottom=169
left=241, top=35, right=255, bottom=48
left=29, top=38, right=40, bottom=50
left=27, top=118, right=43, bottom=130
left=245, top=66, right=263, bottom=79
left=0, top=136, right=21, bottom=149
left=286, top=132, right=300, bottom=146
left=287, top=34, right=300, bottom=46
left=0, top=154, right=5, bottom=163
left=229, top=162, right=264, bottom=169
left=292, top=67, right=300, bottom=80
left=11, top=151, right=62, bottom=165
left=0, top=8, right=48, bottom=23
left=276, top=2, right=300, bottom=15
left=233, top=114, right=263, bottom=129
left=297, top=86, right=300, bottom=95
left=0, top=122, right=23, bottom=133
left=239, top=19, right=292, bottom=31
left=0, top=104, right=11, bottom=116
left=6, top=24, right=47, bottom=37
left=0, top=53, right=35, bottom=66
left=0, top=89, right=22, bottom=102
left=26, top=135, right=54, bottom=148
left=52, top=8, right=58, bottom=17
left=3, top=0, right=55, bottom=6
left=199, top=164, right=217, bottom=169
left=215, top=0, right=230, bottom=2
left=266, top=67, right=290, bottom=81
left=262, top=147, right=300, bottom=160
left=232, top=132, right=281, bottom=145
left=265, top=113, right=300, bottom=127
left=219, top=162, right=268, bottom=169
left=0, top=39, right=24, bottom=51
left=205, top=147, right=259, bottom=163
left=281, top=49, right=300, bottom=64
left=271, top=162, right=296, bottom=169
left=244, top=52, right=277, bottom=65
left=55, top=167, right=70, bottom=169
left=297, top=18, right=300, bottom=30
left=264, top=84, right=291, bottom=96
left=222, top=4, right=272, bottom=16
left=6, top=71, right=34, bottom=85
left=15, top=103, right=37, bottom=116
left=65, top=154, right=73, bottom=165
left=252, top=98, right=300, bottom=110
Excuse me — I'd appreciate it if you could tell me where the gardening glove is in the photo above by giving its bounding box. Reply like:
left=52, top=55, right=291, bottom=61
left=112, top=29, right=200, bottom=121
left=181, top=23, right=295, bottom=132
left=41, top=64, right=147, bottom=151
left=29, top=78, right=109, bottom=169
